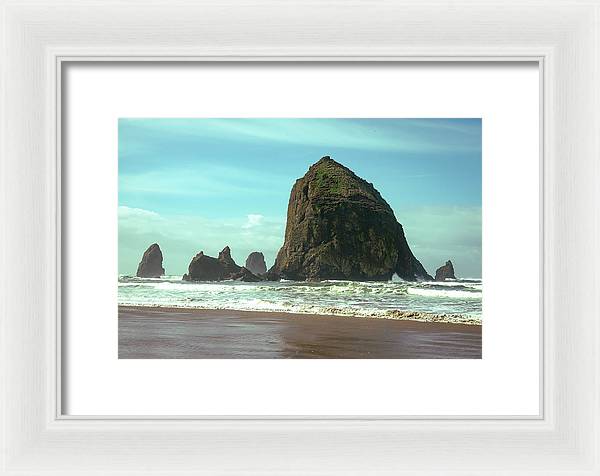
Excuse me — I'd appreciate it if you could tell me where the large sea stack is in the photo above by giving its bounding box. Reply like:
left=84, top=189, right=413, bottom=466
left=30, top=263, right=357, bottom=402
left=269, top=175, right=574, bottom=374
left=245, top=252, right=267, bottom=276
left=268, top=156, right=432, bottom=281
left=183, top=246, right=261, bottom=282
left=435, top=260, right=456, bottom=281
left=136, top=243, right=165, bottom=278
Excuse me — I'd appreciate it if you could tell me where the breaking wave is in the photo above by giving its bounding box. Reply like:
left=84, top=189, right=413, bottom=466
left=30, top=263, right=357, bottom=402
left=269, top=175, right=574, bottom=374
left=118, top=275, right=482, bottom=325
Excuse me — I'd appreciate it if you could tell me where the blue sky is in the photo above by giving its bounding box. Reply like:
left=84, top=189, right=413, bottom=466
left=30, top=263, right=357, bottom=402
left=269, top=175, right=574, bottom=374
left=119, top=118, right=482, bottom=278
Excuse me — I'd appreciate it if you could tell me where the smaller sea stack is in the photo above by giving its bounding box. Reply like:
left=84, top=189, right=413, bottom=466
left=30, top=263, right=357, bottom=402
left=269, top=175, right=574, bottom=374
left=229, top=267, right=262, bottom=282
left=245, top=252, right=267, bottom=276
left=217, top=246, right=241, bottom=276
left=136, top=243, right=165, bottom=278
left=183, top=251, right=227, bottom=281
left=183, top=246, right=262, bottom=282
left=435, top=260, right=456, bottom=281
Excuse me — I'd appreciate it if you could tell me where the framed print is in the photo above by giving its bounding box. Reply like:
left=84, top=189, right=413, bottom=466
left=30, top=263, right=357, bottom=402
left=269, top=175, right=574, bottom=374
left=61, top=61, right=539, bottom=417
left=1, top=1, right=599, bottom=475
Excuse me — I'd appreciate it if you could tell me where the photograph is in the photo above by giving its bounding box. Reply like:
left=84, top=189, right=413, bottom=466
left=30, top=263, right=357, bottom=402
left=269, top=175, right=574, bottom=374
left=118, top=118, right=482, bottom=359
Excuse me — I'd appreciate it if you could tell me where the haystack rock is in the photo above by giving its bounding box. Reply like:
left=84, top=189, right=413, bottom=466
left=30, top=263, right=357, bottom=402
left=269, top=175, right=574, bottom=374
left=245, top=251, right=267, bottom=276
left=435, top=260, right=456, bottom=281
left=268, top=156, right=432, bottom=281
left=136, top=243, right=165, bottom=278
left=183, top=246, right=261, bottom=282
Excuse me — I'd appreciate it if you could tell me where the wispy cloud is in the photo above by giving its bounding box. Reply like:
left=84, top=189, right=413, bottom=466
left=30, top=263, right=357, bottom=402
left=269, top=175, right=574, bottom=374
left=118, top=206, right=161, bottom=220
left=120, top=118, right=481, bottom=155
left=119, top=164, right=286, bottom=199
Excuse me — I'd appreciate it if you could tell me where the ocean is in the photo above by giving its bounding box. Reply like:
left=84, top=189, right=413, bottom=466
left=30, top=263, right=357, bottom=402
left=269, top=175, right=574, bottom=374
left=118, top=275, right=482, bottom=325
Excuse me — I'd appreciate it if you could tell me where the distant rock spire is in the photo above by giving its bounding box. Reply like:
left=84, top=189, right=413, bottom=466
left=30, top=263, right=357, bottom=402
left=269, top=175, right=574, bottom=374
left=245, top=252, right=267, bottom=275
left=435, top=260, right=456, bottom=281
left=136, top=243, right=165, bottom=278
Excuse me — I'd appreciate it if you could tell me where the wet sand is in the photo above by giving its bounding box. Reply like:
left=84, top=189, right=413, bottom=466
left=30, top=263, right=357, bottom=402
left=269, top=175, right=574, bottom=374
left=118, top=306, right=481, bottom=359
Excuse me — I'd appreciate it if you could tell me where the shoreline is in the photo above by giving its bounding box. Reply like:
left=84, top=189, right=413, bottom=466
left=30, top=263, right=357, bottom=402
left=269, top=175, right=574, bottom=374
left=119, top=305, right=482, bottom=359
left=117, top=304, right=482, bottom=327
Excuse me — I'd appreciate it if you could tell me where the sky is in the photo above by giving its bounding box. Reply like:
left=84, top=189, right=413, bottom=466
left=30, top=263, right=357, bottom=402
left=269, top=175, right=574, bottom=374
left=119, top=118, right=482, bottom=278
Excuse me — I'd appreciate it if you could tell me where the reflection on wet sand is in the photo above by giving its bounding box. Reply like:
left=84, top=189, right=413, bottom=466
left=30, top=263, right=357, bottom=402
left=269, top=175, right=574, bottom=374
left=118, top=306, right=481, bottom=359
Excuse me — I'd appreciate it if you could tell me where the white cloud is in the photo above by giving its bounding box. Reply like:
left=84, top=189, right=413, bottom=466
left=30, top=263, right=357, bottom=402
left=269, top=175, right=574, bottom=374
left=242, top=214, right=265, bottom=229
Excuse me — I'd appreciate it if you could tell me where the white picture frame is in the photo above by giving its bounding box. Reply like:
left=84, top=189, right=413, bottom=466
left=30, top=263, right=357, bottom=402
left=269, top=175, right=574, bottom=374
left=1, top=1, right=598, bottom=474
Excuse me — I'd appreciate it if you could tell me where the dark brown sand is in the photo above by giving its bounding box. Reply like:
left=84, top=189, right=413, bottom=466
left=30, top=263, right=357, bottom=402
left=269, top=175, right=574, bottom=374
left=118, top=306, right=481, bottom=359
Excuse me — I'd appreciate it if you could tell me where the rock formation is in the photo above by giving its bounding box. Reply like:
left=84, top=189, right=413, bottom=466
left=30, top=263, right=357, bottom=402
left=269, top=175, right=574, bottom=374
left=268, top=156, right=432, bottom=281
left=230, top=267, right=263, bottom=282
left=183, top=251, right=227, bottom=281
left=245, top=252, right=267, bottom=276
left=183, top=246, right=262, bottom=282
left=217, top=246, right=241, bottom=276
left=136, top=243, right=165, bottom=278
left=435, top=260, right=456, bottom=281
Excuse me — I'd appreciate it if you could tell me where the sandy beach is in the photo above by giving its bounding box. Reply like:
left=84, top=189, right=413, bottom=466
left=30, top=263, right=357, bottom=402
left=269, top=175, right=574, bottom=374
left=119, top=305, right=481, bottom=359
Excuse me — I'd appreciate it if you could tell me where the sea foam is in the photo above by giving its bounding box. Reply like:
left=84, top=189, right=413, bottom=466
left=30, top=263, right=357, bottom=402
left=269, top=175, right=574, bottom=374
left=118, top=275, right=482, bottom=325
